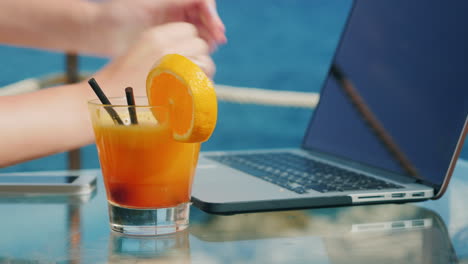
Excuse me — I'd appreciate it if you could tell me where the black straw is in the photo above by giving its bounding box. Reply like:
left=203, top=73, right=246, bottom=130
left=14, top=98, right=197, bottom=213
left=125, top=87, right=138, bottom=125
left=88, top=78, right=124, bottom=125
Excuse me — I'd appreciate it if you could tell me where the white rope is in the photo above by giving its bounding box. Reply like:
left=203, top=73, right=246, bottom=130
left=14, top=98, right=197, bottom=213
left=215, top=84, right=319, bottom=109
left=0, top=78, right=41, bottom=96
left=0, top=73, right=320, bottom=109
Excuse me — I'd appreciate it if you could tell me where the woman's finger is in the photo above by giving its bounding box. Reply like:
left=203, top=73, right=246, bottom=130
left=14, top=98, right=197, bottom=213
left=186, top=10, right=218, bottom=52
left=196, top=1, right=226, bottom=44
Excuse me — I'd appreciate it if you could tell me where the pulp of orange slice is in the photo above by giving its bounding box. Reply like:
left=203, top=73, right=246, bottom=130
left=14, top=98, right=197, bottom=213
left=146, top=54, right=217, bottom=143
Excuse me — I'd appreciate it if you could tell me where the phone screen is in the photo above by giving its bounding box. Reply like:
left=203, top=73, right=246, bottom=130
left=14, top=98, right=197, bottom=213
left=0, top=176, right=78, bottom=184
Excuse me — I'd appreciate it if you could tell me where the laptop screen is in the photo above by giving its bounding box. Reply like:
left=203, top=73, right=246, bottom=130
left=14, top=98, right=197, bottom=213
left=303, top=0, right=468, bottom=187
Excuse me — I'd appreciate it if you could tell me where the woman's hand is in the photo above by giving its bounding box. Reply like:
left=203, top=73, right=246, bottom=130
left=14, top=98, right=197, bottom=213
left=94, top=22, right=215, bottom=96
left=84, top=0, right=226, bottom=56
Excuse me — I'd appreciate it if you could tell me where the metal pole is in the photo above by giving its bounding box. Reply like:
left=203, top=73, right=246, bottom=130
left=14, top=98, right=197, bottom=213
left=65, top=53, right=82, bottom=263
left=67, top=205, right=81, bottom=263
left=66, top=53, right=81, bottom=170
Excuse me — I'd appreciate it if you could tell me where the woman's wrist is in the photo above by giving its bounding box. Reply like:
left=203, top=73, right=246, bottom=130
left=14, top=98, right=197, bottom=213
left=73, top=1, right=105, bottom=55
left=75, top=1, right=133, bottom=57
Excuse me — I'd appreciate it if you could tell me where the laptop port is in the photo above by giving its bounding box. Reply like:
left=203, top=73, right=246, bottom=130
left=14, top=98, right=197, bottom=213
left=391, top=193, right=405, bottom=198
left=412, top=192, right=425, bottom=197
left=412, top=219, right=425, bottom=227
left=391, top=221, right=406, bottom=229
left=357, top=195, right=385, bottom=200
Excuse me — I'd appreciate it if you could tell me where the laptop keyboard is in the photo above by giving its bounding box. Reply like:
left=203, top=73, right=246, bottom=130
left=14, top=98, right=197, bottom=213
left=206, top=152, right=403, bottom=194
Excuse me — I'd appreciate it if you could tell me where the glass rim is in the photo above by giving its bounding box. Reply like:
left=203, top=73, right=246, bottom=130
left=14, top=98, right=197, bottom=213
left=87, top=96, right=166, bottom=108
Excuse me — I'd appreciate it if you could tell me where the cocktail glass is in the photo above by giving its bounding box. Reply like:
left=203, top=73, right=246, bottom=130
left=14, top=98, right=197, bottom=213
left=88, top=97, right=200, bottom=236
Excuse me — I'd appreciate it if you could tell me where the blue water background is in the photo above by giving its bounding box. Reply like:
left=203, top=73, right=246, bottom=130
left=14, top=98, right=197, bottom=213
left=0, top=0, right=466, bottom=172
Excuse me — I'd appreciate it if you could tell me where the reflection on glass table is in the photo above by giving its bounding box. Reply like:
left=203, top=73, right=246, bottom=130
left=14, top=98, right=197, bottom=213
left=0, top=165, right=467, bottom=263
left=90, top=204, right=462, bottom=264
left=0, top=188, right=96, bottom=263
left=109, top=230, right=191, bottom=263
left=189, top=204, right=457, bottom=264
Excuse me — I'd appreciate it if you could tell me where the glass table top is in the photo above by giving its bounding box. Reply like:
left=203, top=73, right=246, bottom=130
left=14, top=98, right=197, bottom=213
left=0, top=160, right=467, bottom=263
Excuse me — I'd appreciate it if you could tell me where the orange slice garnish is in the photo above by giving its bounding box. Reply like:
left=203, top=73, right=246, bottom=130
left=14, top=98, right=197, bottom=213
left=146, top=54, right=217, bottom=143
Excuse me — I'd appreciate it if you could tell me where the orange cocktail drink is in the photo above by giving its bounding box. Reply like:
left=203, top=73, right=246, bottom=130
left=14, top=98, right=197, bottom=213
left=88, top=97, right=201, bottom=236
left=88, top=54, right=217, bottom=236
left=89, top=99, right=200, bottom=209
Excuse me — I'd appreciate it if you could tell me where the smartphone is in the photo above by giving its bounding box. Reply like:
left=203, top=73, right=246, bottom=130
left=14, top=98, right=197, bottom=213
left=0, top=170, right=97, bottom=195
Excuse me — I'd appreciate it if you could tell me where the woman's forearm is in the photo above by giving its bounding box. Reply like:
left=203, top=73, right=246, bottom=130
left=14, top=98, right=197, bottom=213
left=0, top=0, right=97, bottom=53
left=0, top=82, right=96, bottom=167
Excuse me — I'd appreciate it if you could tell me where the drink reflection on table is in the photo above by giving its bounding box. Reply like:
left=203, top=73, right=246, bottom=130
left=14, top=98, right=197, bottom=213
left=108, top=229, right=191, bottom=263
left=189, top=204, right=458, bottom=264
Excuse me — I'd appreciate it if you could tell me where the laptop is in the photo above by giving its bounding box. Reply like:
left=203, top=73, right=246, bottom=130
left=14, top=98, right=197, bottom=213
left=192, top=0, right=468, bottom=214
